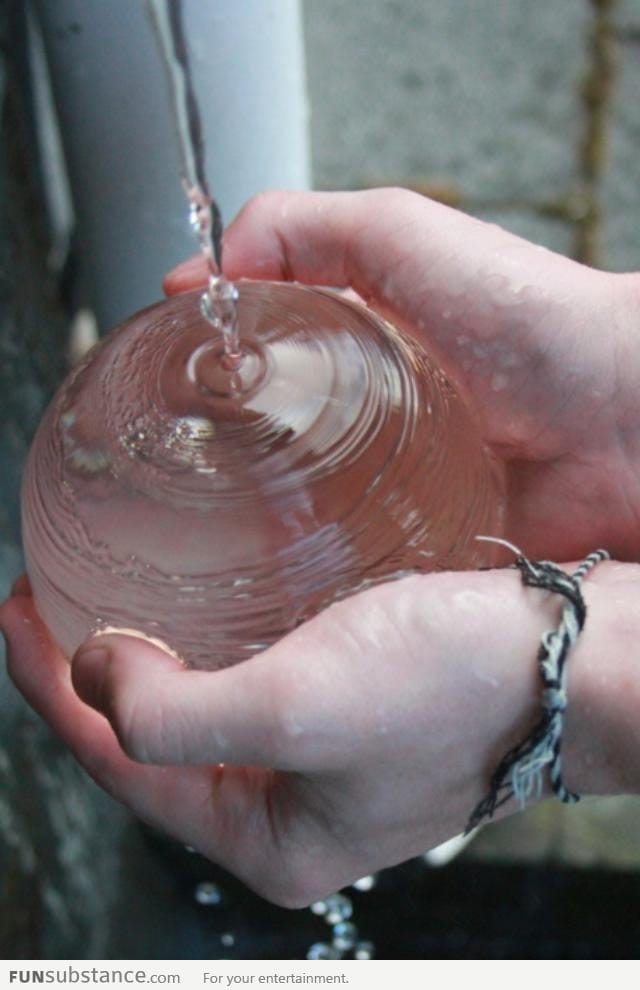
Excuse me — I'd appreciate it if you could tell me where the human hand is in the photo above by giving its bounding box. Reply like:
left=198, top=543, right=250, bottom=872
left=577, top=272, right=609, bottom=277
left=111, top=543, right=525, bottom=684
left=3, top=561, right=638, bottom=907
left=168, top=188, right=640, bottom=563
left=6, top=190, right=640, bottom=907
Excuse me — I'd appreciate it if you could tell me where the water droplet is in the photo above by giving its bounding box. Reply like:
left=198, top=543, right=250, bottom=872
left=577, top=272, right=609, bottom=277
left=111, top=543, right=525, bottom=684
left=332, top=921, right=358, bottom=951
left=324, top=893, right=353, bottom=925
left=354, top=940, right=375, bottom=960
left=306, top=942, right=341, bottom=961
left=194, top=881, right=222, bottom=906
left=310, top=900, right=328, bottom=916
left=220, top=932, right=235, bottom=947
left=352, top=875, right=376, bottom=892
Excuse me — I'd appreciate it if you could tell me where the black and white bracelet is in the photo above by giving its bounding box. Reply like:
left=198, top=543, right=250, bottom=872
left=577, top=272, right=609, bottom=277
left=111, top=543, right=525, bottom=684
left=465, top=539, right=610, bottom=834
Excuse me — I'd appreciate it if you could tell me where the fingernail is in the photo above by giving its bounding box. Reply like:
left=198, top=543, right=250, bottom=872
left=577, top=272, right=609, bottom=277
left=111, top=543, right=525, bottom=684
left=72, top=644, right=110, bottom=711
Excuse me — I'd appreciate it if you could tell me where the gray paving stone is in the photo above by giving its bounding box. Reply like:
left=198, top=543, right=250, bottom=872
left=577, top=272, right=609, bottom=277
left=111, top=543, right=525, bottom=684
left=303, top=0, right=589, bottom=200
left=614, top=0, right=640, bottom=30
left=601, top=38, right=640, bottom=270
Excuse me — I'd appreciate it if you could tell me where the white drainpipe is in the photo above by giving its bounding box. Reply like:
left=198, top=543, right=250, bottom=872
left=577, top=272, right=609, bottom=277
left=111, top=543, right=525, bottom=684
left=33, top=0, right=310, bottom=330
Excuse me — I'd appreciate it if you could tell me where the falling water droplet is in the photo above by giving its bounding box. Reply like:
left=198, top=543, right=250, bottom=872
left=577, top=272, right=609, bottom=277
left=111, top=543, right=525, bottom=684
left=352, top=875, right=377, bottom=892
left=194, top=881, right=222, bottom=906
left=306, top=943, right=342, bottom=961
left=354, top=940, right=375, bottom=961
left=323, top=893, right=353, bottom=925
left=332, top=921, right=358, bottom=951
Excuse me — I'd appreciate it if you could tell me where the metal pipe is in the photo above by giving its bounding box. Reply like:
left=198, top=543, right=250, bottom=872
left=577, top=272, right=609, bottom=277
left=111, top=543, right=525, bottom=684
left=34, top=0, right=310, bottom=330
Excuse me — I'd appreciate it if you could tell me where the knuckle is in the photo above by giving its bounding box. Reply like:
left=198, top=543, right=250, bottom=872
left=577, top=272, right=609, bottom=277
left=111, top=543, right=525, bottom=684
left=381, top=185, right=417, bottom=209
left=101, top=655, right=197, bottom=765
left=105, top=661, right=158, bottom=763
left=109, top=694, right=149, bottom=762
left=241, top=189, right=285, bottom=223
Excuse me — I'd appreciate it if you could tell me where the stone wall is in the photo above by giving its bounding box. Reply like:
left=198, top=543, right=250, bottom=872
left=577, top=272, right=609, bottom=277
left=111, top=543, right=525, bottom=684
left=304, top=0, right=639, bottom=271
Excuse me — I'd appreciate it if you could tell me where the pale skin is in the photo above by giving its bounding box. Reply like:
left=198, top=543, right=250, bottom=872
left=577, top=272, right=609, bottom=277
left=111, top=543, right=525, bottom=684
left=3, top=188, right=640, bottom=908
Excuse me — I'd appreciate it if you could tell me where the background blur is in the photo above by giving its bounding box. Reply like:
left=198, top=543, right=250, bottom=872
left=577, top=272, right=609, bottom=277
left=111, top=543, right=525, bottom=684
left=2, top=0, right=640, bottom=960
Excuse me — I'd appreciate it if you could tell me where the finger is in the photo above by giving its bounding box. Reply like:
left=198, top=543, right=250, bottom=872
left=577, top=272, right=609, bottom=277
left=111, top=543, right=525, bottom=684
left=0, top=595, right=284, bottom=885
left=1, top=593, right=178, bottom=791
left=68, top=571, right=445, bottom=774
left=162, top=189, right=603, bottom=434
left=72, top=631, right=302, bottom=769
left=1, top=598, right=377, bottom=907
left=163, top=254, right=204, bottom=295
left=165, top=188, right=443, bottom=295
left=164, top=187, right=588, bottom=319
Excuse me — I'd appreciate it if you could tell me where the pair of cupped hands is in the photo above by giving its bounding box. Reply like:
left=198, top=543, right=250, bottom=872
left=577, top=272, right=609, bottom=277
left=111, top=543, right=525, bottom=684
left=3, top=189, right=640, bottom=907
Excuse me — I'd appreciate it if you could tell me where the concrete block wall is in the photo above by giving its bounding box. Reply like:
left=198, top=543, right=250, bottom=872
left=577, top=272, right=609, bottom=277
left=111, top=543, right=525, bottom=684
left=604, top=4, right=640, bottom=269
left=304, top=0, right=640, bottom=272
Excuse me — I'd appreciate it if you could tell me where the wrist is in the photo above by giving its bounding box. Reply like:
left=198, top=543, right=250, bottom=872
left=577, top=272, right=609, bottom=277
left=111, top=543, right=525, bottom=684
left=563, top=560, right=640, bottom=798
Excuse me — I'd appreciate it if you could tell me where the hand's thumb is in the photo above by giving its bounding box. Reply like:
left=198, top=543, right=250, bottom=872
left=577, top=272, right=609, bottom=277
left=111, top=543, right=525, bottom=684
left=72, top=633, right=287, bottom=768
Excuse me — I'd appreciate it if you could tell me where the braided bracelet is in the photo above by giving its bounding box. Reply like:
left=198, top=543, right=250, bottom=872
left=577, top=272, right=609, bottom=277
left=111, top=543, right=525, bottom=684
left=465, top=539, right=610, bottom=834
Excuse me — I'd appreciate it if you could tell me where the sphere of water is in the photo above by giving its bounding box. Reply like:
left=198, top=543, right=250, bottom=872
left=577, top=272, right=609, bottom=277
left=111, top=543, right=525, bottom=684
left=22, top=281, right=503, bottom=670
